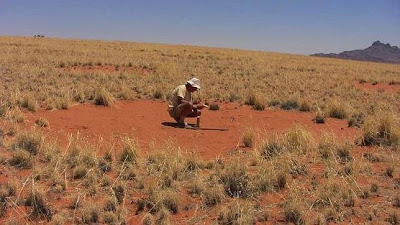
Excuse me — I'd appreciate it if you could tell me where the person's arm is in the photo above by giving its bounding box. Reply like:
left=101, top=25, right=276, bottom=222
left=177, top=97, right=205, bottom=109
left=178, top=96, right=191, bottom=105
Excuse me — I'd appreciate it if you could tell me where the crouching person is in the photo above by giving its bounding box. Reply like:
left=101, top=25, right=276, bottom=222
left=168, top=77, right=205, bottom=128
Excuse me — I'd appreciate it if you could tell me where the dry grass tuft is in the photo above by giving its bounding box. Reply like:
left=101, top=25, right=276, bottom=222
left=9, top=149, right=33, bottom=168
left=313, top=109, right=326, bottom=124
left=281, top=99, right=299, bottom=111
left=20, top=95, right=38, bottom=112
left=361, top=114, right=400, bottom=149
left=142, top=213, right=154, bottom=225
left=119, top=137, right=140, bottom=164
left=81, top=206, right=100, bottom=224
left=242, top=128, right=255, bottom=148
left=103, top=211, right=118, bottom=224
left=153, top=88, right=164, bottom=99
left=35, top=117, right=49, bottom=127
left=94, top=88, right=114, bottom=106
left=219, top=160, right=250, bottom=198
left=203, top=184, right=225, bottom=207
left=217, top=200, right=256, bottom=225
left=283, top=203, right=305, bottom=225
left=12, top=131, right=43, bottom=155
left=327, top=101, right=349, bottom=119
left=209, top=103, right=220, bottom=110
left=245, top=94, right=265, bottom=110
left=25, top=188, right=52, bottom=220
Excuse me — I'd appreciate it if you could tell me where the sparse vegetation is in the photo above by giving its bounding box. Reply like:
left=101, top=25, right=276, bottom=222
left=209, top=103, right=220, bottom=110
left=242, top=128, right=255, bottom=148
left=361, top=114, right=400, bottom=149
left=0, top=36, right=399, bottom=224
left=327, top=101, right=348, bottom=119
left=35, top=117, right=49, bottom=127
left=314, top=109, right=326, bottom=124
left=94, top=88, right=114, bottom=106
left=281, top=99, right=299, bottom=110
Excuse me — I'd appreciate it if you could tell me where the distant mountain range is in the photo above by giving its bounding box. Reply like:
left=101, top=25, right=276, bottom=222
left=311, top=41, right=400, bottom=64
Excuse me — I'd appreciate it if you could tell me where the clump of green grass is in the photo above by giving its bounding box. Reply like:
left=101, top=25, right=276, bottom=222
left=35, top=117, right=49, bottom=127
left=242, top=128, right=255, bottom=148
left=94, top=88, right=114, bottom=106
left=281, top=99, right=299, bottom=110
left=25, top=189, right=52, bottom=220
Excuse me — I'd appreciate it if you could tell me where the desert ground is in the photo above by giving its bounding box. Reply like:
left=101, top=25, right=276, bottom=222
left=0, top=36, right=400, bottom=224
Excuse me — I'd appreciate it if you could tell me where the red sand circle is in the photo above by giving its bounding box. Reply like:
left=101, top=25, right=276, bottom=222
left=25, top=100, right=360, bottom=159
left=355, top=81, right=400, bottom=93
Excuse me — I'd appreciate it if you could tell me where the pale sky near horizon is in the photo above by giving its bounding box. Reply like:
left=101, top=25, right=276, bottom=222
left=1, top=0, right=399, bottom=55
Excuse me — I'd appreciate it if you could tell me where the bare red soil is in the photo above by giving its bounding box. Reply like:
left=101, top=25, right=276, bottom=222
left=25, top=100, right=360, bottom=159
left=3, top=101, right=397, bottom=224
left=355, top=81, right=400, bottom=93
left=63, top=65, right=152, bottom=75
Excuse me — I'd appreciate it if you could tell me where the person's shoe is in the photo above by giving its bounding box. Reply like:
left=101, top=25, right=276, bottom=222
left=184, top=124, right=194, bottom=129
left=177, top=122, right=194, bottom=129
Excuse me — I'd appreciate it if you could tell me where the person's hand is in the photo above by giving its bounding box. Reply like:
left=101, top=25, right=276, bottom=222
left=193, top=99, right=201, bottom=104
left=196, top=104, right=206, bottom=109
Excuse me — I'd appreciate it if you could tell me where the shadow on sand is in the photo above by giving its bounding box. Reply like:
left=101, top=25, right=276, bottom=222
left=161, top=122, right=228, bottom=131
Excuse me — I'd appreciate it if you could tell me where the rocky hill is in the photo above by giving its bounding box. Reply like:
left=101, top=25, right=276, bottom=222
left=311, top=41, right=400, bottom=64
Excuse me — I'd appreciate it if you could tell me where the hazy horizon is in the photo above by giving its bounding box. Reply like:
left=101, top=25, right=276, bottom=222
left=1, top=0, right=399, bottom=55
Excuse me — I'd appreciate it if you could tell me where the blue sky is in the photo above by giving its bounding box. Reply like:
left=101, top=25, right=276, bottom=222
left=1, top=0, right=399, bottom=54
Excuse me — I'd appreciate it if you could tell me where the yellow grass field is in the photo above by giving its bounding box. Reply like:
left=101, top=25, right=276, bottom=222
left=0, top=36, right=400, bottom=224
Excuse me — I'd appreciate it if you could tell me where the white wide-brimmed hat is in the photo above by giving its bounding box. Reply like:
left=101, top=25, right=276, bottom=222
left=187, top=77, right=201, bottom=89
